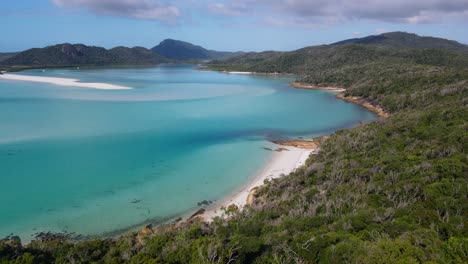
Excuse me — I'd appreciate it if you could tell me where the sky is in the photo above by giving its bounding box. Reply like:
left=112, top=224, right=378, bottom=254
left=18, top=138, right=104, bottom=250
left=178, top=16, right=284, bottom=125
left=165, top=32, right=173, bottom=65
left=1, top=0, right=467, bottom=52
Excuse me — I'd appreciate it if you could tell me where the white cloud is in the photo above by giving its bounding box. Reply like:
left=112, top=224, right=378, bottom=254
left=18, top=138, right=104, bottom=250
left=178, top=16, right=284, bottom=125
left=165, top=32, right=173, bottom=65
left=208, top=1, right=250, bottom=16
left=51, top=0, right=468, bottom=27
left=51, top=0, right=180, bottom=23
left=211, top=0, right=468, bottom=27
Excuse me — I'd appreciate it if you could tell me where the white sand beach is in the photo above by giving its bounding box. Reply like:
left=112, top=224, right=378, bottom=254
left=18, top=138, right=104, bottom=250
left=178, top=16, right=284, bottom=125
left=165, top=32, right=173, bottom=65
left=198, top=145, right=317, bottom=221
left=0, top=73, right=131, bottom=90
left=223, top=71, right=253, bottom=75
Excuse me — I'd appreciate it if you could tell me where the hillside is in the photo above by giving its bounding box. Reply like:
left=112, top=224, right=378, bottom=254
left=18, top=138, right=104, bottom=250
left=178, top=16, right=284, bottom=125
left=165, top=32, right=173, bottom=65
left=0, top=33, right=467, bottom=263
left=0, top=52, right=19, bottom=62
left=151, top=39, right=244, bottom=60
left=332, top=31, right=468, bottom=52
left=207, top=32, right=468, bottom=74
left=1, top=44, right=169, bottom=68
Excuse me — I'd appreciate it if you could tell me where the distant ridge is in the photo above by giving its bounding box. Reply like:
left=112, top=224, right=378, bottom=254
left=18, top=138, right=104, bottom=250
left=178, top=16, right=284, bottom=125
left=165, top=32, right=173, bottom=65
left=207, top=31, right=468, bottom=74
left=151, top=39, right=244, bottom=60
left=332, top=32, right=468, bottom=52
left=2, top=32, right=467, bottom=70
left=0, top=52, right=19, bottom=62
left=1, top=43, right=169, bottom=67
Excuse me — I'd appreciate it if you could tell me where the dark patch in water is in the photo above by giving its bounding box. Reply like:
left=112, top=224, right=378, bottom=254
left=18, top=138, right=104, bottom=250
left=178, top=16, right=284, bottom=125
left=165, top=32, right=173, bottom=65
left=197, top=200, right=213, bottom=207
left=131, top=199, right=142, bottom=204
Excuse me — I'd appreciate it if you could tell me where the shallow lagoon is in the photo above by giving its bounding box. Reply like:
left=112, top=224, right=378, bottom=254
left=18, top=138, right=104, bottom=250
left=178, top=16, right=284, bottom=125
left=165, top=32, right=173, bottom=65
left=0, top=65, right=375, bottom=240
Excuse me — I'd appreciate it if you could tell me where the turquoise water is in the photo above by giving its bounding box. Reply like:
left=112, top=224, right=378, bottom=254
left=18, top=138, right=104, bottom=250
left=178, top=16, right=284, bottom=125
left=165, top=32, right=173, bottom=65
left=0, top=65, right=376, bottom=240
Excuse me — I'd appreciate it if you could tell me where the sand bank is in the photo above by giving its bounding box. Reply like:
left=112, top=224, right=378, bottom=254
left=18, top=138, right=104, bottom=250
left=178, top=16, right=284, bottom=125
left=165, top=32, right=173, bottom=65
left=0, top=73, right=131, bottom=90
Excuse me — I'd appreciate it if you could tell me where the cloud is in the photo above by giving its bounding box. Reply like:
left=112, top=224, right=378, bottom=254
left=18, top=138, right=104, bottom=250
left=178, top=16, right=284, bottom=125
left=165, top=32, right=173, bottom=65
left=51, top=0, right=180, bottom=23
left=375, top=28, right=388, bottom=34
left=208, top=0, right=468, bottom=26
left=51, top=0, right=468, bottom=27
left=208, top=1, right=250, bottom=16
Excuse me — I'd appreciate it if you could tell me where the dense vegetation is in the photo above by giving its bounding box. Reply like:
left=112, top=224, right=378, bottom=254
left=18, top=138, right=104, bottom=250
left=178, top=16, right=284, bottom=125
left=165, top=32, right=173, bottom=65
left=0, top=44, right=169, bottom=70
left=151, top=39, right=243, bottom=60
left=0, top=52, right=18, bottom=62
left=331, top=32, right=468, bottom=52
left=0, top=39, right=242, bottom=71
left=1, top=32, right=467, bottom=263
left=206, top=34, right=468, bottom=75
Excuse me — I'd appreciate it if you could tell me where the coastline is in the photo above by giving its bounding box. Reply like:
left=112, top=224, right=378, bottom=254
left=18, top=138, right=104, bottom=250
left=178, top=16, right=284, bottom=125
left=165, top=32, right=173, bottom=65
left=220, top=70, right=295, bottom=77
left=194, top=145, right=317, bottom=221
left=289, top=82, right=389, bottom=118
left=130, top=77, right=389, bottom=238
left=290, top=82, right=346, bottom=92
left=197, top=67, right=295, bottom=77
left=0, top=73, right=132, bottom=90
left=335, top=93, right=389, bottom=118
left=5, top=67, right=389, bottom=244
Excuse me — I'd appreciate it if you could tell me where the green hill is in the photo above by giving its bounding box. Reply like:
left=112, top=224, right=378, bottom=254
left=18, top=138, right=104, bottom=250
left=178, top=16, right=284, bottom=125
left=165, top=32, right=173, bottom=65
left=151, top=39, right=244, bottom=60
left=332, top=31, right=468, bottom=52
left=0, top=52, right=19, bottom=62
left=207, top=33, right=468, bottom=75
left=1, top=43, right=169, bottom=68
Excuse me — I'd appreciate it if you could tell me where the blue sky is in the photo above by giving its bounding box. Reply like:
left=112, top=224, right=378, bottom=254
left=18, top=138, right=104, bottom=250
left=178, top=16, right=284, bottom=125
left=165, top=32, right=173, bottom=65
left=1, top=0, right=467, bottom=52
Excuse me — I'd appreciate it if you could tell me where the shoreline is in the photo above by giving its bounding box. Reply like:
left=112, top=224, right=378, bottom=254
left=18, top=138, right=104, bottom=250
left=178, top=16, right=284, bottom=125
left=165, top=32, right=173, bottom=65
left=197, top=67, right=296, bottom=77
left=220, top=70, right=295, bottom=77
left=0, top=73, right=132, bottom=90
left=8, top=68, right=388, bottom=244
left=289, top=82, right=389, bottom=118
left=335, top=93, right=389, bottom=118
left=111, top=142, right=319, bottom=242
left=290, top=82, right=346, bottom=92
left=193, top=145, right=317, bottom=221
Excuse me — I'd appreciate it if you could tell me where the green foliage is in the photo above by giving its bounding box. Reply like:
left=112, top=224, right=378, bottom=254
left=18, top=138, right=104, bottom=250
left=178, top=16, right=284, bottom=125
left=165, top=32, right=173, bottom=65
left=151, top=39, right=243, bottom=60
left=1, top=44, right=169, bottom=68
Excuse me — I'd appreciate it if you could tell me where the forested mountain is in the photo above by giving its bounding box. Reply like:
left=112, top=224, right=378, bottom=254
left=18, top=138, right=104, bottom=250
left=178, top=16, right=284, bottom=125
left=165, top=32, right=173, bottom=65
left=207, top=32, right=468, bottom=75
left=0, top=52, right=19, bottom=62
left=1, top=44, right=169, bottom=68
left=0, top=39, right=244, bottom=69
left=0, top=33, right=467, bottom=263
left=151, top=39, right=244, bottom=60
left=332, top=31, right=468, bottom=52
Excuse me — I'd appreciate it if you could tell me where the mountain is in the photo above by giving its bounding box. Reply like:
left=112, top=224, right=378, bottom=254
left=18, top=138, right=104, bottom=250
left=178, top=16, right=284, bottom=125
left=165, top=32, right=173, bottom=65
left=332, top=31, right=468, bottom=52
left=151, top=39, right=244, bottom=60
left=0, top=52, right=19, bottom=62
left=1, top=43, right=169, bottom=67
left=207, top=32, right=468, bottom=74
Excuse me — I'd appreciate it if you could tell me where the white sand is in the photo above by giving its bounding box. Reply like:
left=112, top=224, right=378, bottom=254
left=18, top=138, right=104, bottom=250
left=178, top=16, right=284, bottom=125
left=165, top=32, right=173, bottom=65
left=223, top=71, right=253, bottom=75
left=0, top=73, right=131, bottom=90
left=197, top=146, right=317, bottom=221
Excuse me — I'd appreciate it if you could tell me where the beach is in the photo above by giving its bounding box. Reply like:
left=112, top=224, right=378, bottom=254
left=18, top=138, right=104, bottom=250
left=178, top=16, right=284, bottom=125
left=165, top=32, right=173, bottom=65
left=0, top=73, right=131, bottom=90
left=195, top=145, right=317, bottom=221
left=290, top=82, right=346, bottom=92
left=223, top=71, right=253, bottom=75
